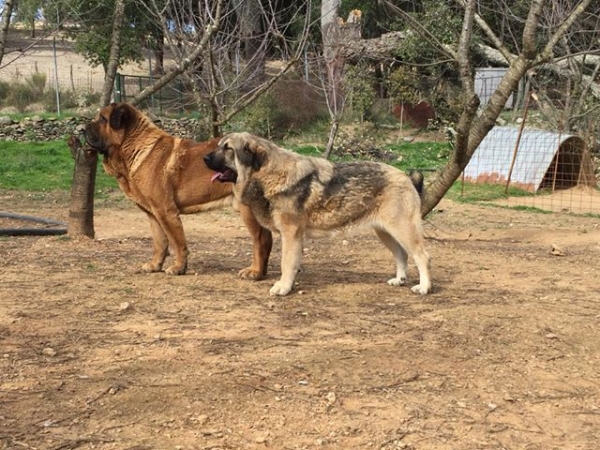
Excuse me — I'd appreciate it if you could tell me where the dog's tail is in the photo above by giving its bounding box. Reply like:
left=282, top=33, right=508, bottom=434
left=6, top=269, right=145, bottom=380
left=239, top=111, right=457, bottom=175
left=408, top=170, right=424, bottom=196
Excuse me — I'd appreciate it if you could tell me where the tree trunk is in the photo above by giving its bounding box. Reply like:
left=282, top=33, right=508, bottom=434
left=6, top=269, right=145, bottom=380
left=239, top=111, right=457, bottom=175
left=69, top=0, right=125, bottom=238
left=67, top=136, right=97, bottom=238
left=323, top=118, right=340, bottom=160
left=420, top=55, right=533, bottom=217
left=321, top=0, right=344, bottom=116
left=0, top=0, right=15, bottom=66
left=151, top=28, right=165, bottom=75
left=100, top=0, right=126, bottom=106
left=234, top=0, right=265, bottom=89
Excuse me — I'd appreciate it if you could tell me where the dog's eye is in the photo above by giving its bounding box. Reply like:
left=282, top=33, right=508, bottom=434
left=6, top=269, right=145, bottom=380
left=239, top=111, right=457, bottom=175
left=99, top=115, right=107, bottom=124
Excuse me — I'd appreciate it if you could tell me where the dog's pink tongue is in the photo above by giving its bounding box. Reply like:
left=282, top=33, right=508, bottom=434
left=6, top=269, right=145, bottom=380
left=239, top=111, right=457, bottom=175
left=210, top=172, right=222, bottom=183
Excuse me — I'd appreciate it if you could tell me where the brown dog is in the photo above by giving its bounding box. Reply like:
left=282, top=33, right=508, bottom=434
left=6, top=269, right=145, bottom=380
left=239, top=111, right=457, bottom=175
left=85, top=103, right=272, bottom=277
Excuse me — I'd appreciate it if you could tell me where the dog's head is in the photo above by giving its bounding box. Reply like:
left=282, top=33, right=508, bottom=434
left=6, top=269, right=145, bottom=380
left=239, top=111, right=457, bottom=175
left=204, top=132, right=268, bottom=184
left=84, top=103, right=139, bottom=157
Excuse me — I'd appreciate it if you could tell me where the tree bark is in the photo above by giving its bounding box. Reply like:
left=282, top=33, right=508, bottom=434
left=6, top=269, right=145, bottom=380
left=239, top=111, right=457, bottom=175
left=67, top=136, right=97, bottom=238
left=321, top=0, right=344, bottom=116
left=0, top=0, right=15, bottom=66
left=100, top=0, right=126, bottom=106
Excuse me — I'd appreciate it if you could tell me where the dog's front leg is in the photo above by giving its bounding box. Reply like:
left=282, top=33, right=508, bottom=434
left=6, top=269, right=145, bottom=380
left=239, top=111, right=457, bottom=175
left=141, top=211, right=169, bottom=272
left=238, top=203, right=272, bottom=280
left=270, top=223, right=303, bottom=296
left=151, top=206, right=188, bottom=275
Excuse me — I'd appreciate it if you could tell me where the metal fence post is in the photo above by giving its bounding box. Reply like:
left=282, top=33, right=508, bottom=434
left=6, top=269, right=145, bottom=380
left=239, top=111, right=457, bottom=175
left=114, top=73, right=122, bottom=102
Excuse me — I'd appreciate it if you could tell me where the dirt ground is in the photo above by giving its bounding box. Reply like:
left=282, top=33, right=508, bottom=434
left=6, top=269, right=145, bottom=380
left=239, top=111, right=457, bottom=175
left=1, top=190, right=599, bottom=450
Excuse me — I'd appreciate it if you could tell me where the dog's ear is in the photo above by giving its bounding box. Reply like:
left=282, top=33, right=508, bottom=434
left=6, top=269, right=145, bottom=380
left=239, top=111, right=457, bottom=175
left=240, top=139, right=267, bottom=171
left=109, top=103, right=132, bottom=130
left=251, top=144, right=267, bottom=171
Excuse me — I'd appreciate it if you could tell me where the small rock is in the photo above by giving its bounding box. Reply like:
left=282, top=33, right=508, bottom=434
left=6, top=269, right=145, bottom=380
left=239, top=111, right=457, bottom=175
left=255, top=434, right=269, bottom=444
left=403, top=136, right=415, bottom=142
left=326, top=392, right=337, bottom=405
left=42, top=347, right=57, bottom=357
left=545, top=333, right=559, bottom=339
left=119, top=301, right=132, bottom=311
left=550, top=244, right=565, bottom=256
left=193, top=414, right=209, bottom=425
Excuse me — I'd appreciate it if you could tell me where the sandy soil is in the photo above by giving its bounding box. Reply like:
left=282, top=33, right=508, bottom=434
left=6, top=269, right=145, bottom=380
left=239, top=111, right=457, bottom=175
left=1, top=189, right=599, bottom=450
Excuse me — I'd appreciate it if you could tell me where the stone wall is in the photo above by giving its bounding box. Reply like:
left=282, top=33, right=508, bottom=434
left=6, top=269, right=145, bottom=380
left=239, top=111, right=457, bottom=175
left=0, top=115, right=202, bottom=142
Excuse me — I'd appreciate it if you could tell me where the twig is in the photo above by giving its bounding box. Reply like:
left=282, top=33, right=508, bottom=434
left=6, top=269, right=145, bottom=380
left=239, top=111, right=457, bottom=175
left=48, top=437, right=114, bottom=450
left=0, top=436, right=37, bottom=449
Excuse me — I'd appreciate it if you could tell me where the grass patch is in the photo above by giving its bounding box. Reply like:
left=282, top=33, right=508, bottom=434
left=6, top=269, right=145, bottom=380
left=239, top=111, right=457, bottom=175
left=5, top=111, right=79, bottom=122
left=508, top=205, right=552, bottom=214
left=290, top=144, right=326, bottom=157
left=445, top=180, right=532, bottom=203
left=386, top=141, right=450, bottom=171
left=0, top=140, right=117, bottom=192
left=289, top=141, right=451, bottom=172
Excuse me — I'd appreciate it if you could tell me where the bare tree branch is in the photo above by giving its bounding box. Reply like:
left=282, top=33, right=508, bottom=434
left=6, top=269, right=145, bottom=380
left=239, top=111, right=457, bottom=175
left=522, top=0, right=545, bottom=59
left=537, top=0, right=596, bottom=63
left=131, top=0, right=225, bottom=106
left=381, top=0, right=457, bottom=61
left=455, top=0, right=515, bottom=63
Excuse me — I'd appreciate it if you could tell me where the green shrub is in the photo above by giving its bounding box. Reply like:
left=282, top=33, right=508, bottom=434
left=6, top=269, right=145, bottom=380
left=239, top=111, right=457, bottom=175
left=26, top=72, right=46, bottom=98
left=76, top=89, right=101, bottom=108
left=43, top=88, right=79, bottom=112
left=345, top=64, right=376, bottom=121
left=7, top=83, right=37, bottom=112
left=0, top=80, right=10, bottom=103
left=229, top=90, right=278, bottom=138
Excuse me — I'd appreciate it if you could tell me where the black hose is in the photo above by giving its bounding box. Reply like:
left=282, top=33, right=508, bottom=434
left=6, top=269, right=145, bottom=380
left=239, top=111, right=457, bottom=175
left=0, top=211, right=68, bottom=236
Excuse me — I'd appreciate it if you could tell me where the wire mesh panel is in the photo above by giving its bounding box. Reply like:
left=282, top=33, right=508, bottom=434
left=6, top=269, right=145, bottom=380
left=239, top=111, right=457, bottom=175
left=462, top=126, right=599, bottom=215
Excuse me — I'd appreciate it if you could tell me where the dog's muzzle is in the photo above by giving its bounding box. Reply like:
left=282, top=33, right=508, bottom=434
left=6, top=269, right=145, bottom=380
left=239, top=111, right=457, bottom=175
left=204, top=152, right=237, bottom=183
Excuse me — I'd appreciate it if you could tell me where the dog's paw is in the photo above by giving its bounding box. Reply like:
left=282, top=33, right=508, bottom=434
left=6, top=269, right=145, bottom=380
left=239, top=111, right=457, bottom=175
left=411, top=284, right=430, bottom=295
left=238, top=266, right=266, bottom=281
left=269, top=281, right=293, bottom=296
left=387, top=276, right=407, bottom=286
left=140, top=262, right=162, bottom=273
left=164, top=265, right=187, bottom=276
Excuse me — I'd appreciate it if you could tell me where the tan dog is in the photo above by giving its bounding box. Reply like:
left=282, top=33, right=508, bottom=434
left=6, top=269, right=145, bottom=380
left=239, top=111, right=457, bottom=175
left=85, top=103, right=272, bottom=277
left=204, top=132, right=431, bottom=296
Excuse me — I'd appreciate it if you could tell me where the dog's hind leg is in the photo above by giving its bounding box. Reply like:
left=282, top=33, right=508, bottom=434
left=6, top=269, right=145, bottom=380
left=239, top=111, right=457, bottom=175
left=381, top=220, right=431, bottom=295
left=270, top=222, right=303, bottom=296
left=375, top=228, right=408, bottom=286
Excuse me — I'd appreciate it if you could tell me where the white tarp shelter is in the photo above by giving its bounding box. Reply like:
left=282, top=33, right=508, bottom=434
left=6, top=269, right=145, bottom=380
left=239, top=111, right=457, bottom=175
left=463, top=126, right=594, bottom=192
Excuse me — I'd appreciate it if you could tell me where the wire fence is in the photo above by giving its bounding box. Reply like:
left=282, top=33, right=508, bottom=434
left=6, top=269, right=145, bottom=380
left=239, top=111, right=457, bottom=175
left=1, top=59, right=599, bottom=215
left=113, top=73, right=192, bottom=115
left=461, top=71, right=600, bottom=215
left=0, top=60, right=192, bottom=115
